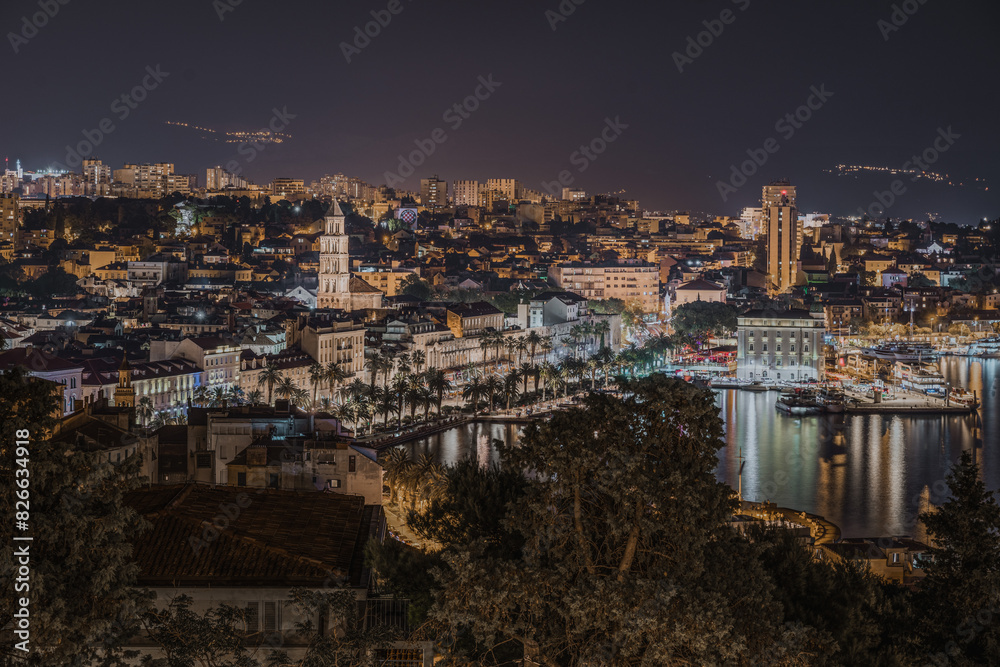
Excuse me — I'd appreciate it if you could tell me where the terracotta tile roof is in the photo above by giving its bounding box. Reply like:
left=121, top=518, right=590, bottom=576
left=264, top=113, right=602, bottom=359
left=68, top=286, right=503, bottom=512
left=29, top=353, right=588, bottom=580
left=124, top=484, right=383, bottom=588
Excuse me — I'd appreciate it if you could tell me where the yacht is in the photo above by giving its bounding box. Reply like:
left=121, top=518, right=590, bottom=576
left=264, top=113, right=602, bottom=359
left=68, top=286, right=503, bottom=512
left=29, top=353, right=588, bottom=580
left=893, top=362, right=945, bottom=395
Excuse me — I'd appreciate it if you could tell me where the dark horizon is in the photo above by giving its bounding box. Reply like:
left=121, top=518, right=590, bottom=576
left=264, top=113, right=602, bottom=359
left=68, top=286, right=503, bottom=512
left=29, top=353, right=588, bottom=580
left=5, top=0, right=999, bottom=222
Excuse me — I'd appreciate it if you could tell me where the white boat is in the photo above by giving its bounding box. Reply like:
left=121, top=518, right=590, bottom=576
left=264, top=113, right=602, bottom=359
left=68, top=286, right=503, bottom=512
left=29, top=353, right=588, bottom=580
left=948, top=389, right=979, bottom=408
left=969, top=337, right=1000, bottom=358
left=893, top=362, right=945, bottom=395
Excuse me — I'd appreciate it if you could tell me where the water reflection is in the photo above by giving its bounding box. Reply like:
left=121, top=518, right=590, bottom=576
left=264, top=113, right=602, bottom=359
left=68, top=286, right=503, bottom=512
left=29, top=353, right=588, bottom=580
left=402, top=359, right=999, bottom=539
left=717, top=357, right=998, bottom=538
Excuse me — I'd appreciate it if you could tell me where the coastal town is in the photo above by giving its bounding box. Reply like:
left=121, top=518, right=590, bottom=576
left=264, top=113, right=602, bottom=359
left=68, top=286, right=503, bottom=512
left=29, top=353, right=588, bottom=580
left=9, top=0, right=1000, bottom=661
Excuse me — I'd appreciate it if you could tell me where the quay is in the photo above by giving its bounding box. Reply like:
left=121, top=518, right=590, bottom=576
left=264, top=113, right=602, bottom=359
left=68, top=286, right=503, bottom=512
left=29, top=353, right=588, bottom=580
left=737, top=501, right=841, bottom=545
left=841, top=389, right=977, bottom=415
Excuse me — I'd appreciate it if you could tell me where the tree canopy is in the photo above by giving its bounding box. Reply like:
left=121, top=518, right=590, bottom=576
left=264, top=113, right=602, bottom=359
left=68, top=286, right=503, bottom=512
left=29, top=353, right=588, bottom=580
left=671, top=300, right=738, bottom=338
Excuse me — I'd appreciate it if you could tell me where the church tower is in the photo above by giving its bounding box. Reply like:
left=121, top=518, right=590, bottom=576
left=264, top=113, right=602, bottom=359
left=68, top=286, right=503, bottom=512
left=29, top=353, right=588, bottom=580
left=114, top=356, right=135, bottom=408
left=317, top=200, right=352, bottom=310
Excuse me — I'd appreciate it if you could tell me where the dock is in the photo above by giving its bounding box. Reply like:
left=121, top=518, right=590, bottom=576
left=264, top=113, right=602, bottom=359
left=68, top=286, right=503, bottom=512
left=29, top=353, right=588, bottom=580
left=841, top=389, right=977, bottom=415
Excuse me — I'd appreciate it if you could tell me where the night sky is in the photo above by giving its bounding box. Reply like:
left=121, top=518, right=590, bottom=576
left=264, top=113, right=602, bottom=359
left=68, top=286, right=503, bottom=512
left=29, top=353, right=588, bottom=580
left=5, top=0, right=999, bottom=222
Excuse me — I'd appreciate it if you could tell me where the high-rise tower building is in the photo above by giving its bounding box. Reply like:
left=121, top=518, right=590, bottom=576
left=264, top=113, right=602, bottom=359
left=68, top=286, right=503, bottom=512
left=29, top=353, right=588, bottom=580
left=420, top=175, right=448, bottom=209
left=763, top=180, right=801, bottom=293
left=452, top=180, right=480, bottom=207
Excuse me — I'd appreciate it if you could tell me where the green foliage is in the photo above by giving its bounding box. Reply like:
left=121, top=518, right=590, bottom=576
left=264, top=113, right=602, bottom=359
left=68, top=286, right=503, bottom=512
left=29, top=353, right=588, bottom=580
left=399, top=274, right=433, bottom=301
left=138, top=596, right=260, bottom=667
left=430, top=375, right=826, bottom=665
left=0, top=368, right=148, bottom=666
left=671, top=300, right=738, bottom=337
left=588, top=298, right=626, bottom=315
left=750, top=524, right=908, bottom=664
left=365, top=540, right=443, bottom=626
left=406, top=459, right=526, bottom=560
left=913, top=451, right=1000, bottom=663
left=488, top=291, right=528, bottom=315
left=22, top=266, right=81, bottom=298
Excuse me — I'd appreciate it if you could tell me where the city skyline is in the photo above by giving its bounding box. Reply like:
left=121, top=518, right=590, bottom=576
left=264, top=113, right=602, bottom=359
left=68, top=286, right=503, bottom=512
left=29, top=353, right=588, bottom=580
left=3, top=0, right=999, bottom=221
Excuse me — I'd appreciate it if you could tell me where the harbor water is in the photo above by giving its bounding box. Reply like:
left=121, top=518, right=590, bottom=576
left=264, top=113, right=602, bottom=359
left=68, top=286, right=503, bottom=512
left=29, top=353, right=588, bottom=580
left=402, top=357, right=1000, bottom=539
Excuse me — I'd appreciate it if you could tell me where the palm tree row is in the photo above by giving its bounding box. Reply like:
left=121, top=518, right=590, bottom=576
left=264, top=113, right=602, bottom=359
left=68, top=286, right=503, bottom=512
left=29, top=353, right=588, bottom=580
left=382, top=448, right=447, bottom=513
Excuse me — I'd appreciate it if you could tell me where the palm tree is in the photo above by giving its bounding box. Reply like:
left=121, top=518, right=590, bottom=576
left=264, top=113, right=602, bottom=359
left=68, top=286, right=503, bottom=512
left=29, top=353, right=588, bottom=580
left=291, top=387, right=310, bottom=410
left=392, top=374, right=409, bottom=428
left=136, top=397, right=154, bottom=427
left=246, top=389, right=263, bottom=405
left=540, top=336, right=554, bottom=363
left=478, top=336, right=493, bottom=369
left=308, top=362, right=326, bottom=407
left=598, top=347, right=616, bottom=388
left=539, top=361, right=557, bottom=402
left=364, top=352, right=383, bottom=391
left=396, top=352, right=412, bottom=376
left=378, top=354, right=395, bottom=387
left=407, top=453, right=437, bottom=512
left=410, top=350, right=426, bottom=375
left=325, top=361, right=349, bottom=403
left=515, top=336, right=528, bottom=366
left=275, top=376, right=296, bottom=401
left=593, top=319, right=612, bottom=349
left=209, top=387, right=227, bottom=407
left=405, top=382, right=423, bottom=424
left=525, top=330, right=544, bottom=367
left=568, top=324, right=585, bottom=359
left=463, top=375, right=486, bottom=415
left=424, top=368, right=452, bottom=415
left=374, top=387, right=397, bottom=428
left=227, top=386, right=246, bottom=406
left=587, top=355, right=601, bottom=390
left=561, top=358, right=585, bottom=396
left=503, top=337, right=517, bottom=365
left=519, top=362, right=534, bottom=395
left=257, top=365, right=284, bottom=405
left=383, top=448, right=411, bottom=504
left=192, top=385, right=210, bottom=408
left=416, top=385, right=435, bottom=420
left=484, top=374, right=504, bottom=413
left=503, top=370, right=521, bottom=410
left=345, top=378, right=369, bottom=404
left=352, top=400, right=373, bottom=434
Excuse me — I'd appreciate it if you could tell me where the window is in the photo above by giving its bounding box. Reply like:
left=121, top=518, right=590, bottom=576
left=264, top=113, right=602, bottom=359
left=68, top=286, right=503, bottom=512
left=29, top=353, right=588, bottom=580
left=349, top=456, right=356, bottom=473
left=263, top=602, right=278, bottom=633
left=196, top=453, right=212, bottom=469
left=244, top=603, right=259, bottom=633
left=892, top=553, right=900, bottom=564
left=237, top=472, right=246, bottom=487
left=268, top=473, right=279, bottom=489
left=776, top=344, right=781, bottom=352
left=790, top=345, right=795, bottom=353
left=763, top=344, right=768, bottom=352
left=749, top=344, right=754, bottom=352
left=328, top=479, right=341, bottom=489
